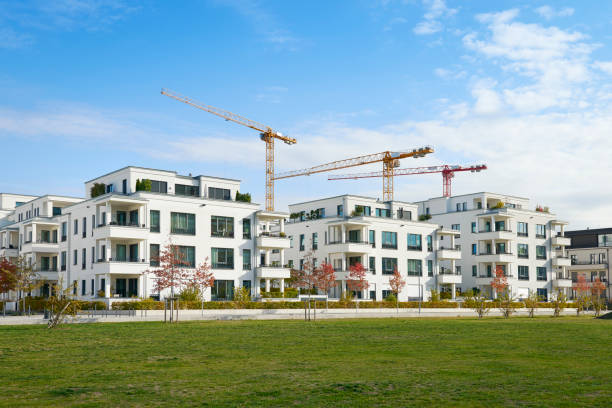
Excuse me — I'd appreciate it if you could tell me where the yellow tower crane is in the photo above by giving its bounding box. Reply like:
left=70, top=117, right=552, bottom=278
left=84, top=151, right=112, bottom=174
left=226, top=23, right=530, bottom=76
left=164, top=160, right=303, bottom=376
left=274, top=147, right=434, bottom=201
left=161, top=88, right=296, bottom=211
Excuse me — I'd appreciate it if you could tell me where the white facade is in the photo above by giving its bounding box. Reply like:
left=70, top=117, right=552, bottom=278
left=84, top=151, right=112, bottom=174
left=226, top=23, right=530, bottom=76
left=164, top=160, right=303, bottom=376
left=0, top=167, right=291, bottom=304
left=284, top=195, right=460, bottom=301
left=415, top=192, right=570, bottom=301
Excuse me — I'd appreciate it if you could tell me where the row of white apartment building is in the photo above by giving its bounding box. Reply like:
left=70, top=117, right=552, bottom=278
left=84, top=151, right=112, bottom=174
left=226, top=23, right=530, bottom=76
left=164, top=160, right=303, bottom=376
left=1, top=166, right=591, bottom=304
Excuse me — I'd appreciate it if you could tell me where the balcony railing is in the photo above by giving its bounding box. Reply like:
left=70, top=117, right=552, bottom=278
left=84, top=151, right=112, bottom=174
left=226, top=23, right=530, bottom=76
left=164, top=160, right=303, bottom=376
left=328, top=239, right=370, bottom=245
left=36, top=239, right=58, bottom=244
left=479, top=229, right=513, bottom=233
left=97, top=258, right=146, bottom=263
left=109, top=221, right=145, bottom=228
left=478, top=251, right=513, bottom=256
left=258, top=232, right=287, bottom=238
left=439, top=268, right=460, bottom=275
left=571, top=260, right=607, bottom=265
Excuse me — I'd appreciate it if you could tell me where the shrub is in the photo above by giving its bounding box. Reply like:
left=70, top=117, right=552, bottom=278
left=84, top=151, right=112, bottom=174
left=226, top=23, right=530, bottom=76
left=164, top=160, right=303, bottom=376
left=135, top=179, right=152, bottom=192
left=383, top=294, right=397, bottom=303
left=90, top=183, right=106, bottom=198
left=235, top=191, right=251, bottom=203
left=178, top=286, right=201, bottom=302
left=418, top=214, right=432, bottom=221
left=439, top=291, right=452, bottom=300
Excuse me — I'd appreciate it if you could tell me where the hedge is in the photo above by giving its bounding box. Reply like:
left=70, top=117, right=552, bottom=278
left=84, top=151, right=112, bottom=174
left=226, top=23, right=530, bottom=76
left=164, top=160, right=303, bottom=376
left=24, top=297, right=106, bottom=312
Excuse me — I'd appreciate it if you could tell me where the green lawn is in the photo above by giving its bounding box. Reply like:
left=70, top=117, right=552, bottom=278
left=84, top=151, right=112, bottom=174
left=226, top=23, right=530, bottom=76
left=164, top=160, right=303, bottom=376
left=0, top=317, right=610, bottom=407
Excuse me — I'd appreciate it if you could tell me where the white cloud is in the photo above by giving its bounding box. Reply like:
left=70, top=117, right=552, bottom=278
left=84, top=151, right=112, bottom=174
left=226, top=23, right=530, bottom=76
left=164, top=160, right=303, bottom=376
left=0, top=27, right=32, bottom=49
left=535, top=5, right=575, bottom=20
left=471, top=80, right=503, bottom=114
left=593, top=61, right=612, bottom=75
left=413, top=0, right=456, bottom=35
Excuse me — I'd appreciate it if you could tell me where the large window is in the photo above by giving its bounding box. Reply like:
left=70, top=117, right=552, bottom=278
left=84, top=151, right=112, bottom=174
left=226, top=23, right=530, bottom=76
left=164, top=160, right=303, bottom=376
left=518, top=265, right=529, bottom=280
left=427, top=260, right=433, bottom=277
left=382, top=257, right=397, bottom=275
left=536, top=245, right=546, bottom=260
left=176, top=246, right=195, bottom=267
left=171, top=212, right=196, bottom=235
left=407, top=259, right=422, bottom=276
left=150, top=244, right=160, bottom=266
left=369, top=256, right=375, bottom=274
left=150, top=210, right=160, bottom=233
left=427, top=235, right=433, bottom=252
left=211, top=280, right=234, bottom=300
left=518, top=244, right=529, bottom=258
left=517, top=222, right=528, bottom=237
left=150, top=180, right=168, bottom=194
left=211, top=216, right=234, bottom=238
left=382, top=231, right=397, bottom=249
left=175, top=184, right=199, bottom=197
left=376, top=208, right=391, bottom=218
left=212, top=248, right=234, bottom=269
left=312, top=233, right=318, bottom=250
left=536, top=267, right=547, bottom=281
left=407, top=234, right=422, bottom=251
left=208, top=187, right=231, bottom=200
left=299, top=234, right=305, bottom=251
left=369, top=230, right=376, bottom=247
left=471, top=222, right=477, bottom=233
left=536, top=224, right=546, bottom=238
left=242, top=218, right=251, bottom=239
left=243, top=249, right=251, bottom=270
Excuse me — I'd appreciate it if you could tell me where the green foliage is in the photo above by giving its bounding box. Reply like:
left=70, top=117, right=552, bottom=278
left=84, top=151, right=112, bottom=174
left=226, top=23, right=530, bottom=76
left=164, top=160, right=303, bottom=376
left=178, top=286, right=201, bottom=302
left=135, top=179, right=152, bottom=192
left=233, top=286, right=251, bottom=303
left=25, top=297, right=106, bottom=312
left=261, top=289, right=298, bottom=299
left=351, top=206, right=364, bottom=217
left=384, top=293, right=397, bottom=303
left=418, top=214, right=432, bottom=221
left=492, top=201, right=505, bottom=209
left=90, top=183, right=106, bottom=198
left=235, top=191, right=252, bottom=203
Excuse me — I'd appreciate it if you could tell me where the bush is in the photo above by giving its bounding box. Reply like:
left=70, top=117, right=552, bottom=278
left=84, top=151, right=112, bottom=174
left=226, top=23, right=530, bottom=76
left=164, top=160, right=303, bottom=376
left=90, top=183, right=106, bottom=198
left=418, top=214, right=432, bottom=221
left=439, top=291, right=452, bottom=300
left=24, top=297, right=106, bottom=312
left=135, top=179, right=152, bottom=192
left=235, top=191, right=251, bottom=203
left=384, top=294, right=397, bottom=303
left=179, top=286, right=201, bottom=302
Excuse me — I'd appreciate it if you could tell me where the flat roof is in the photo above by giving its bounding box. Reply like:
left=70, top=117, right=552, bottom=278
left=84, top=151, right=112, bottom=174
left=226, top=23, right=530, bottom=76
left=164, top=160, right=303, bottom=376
left=566, top=227, right=612, bottom=236
left=414, top=191, right=529, bottom=203
left=84, top=166, right=241, bottom=184
left=289, top=194, right=415, bottom=207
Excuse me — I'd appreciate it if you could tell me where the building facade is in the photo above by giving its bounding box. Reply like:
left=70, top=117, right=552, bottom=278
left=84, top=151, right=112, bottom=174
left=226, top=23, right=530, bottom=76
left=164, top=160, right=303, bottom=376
left=414, top=192, right=570, bottom=301
left=284, top=195, right=460, bottom=301
left=565, top=228, right=611, bottom=301
left=0, top=167, right=291, bottom=304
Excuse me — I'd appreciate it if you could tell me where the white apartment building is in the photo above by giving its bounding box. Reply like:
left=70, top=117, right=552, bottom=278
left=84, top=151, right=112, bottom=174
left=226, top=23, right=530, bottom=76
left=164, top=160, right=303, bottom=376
left=415, top=192, right=570, bottom=301
left=0, top=167, right=291, bottom=304
left=565, top=228, right=611, bottom=301
left=284, top=195, right=460, bottom=301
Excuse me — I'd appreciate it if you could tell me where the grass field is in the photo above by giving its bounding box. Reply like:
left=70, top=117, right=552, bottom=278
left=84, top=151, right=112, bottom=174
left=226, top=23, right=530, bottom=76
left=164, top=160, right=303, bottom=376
left=0, top=317, right=610, bottom=407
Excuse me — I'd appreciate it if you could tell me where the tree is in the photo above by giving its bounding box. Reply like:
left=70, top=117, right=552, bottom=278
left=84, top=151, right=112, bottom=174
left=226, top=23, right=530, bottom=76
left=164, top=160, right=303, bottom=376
left=90, top=182, right=106, bottom=198
left=347, top=262, right=369, bottom=299
left=551, top=290, right=568, bottom=317
left=490, top=265, right=516, bottom=318
left=591, top=277, right=606, bottom=317
left=572, top=274, right=590, bottom=316
left=235, top=191, right=251, bottom=203
left=464, top=289, right=491, bottom=319
left=13, top=256, right=41, bottom=314
left=524, top=291, right=541, bottom=318
left=291, top=249, right=318, bottom=320
left=46, top=278, right=79, bottom=329
left=314, top=261, right=336, bottom=309
left=0, top=258, right=17, bottom=299
left=145, top=242, right=213, bottom=322
left=389, top=267, right=405, bottom=312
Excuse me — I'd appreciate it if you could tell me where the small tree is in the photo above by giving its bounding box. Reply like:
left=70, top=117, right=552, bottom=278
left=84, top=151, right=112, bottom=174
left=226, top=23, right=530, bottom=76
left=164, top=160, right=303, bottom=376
left=389, top=267, right=405, bottom=312
left=291, top=249, right=318, bottom=320
left=0, top=258, right=17, bottom=300
left=47, top=279, right=79, bottom=329
left=90, top=182, right=106, bottom=198
left=465, top=289, right=491, bottom=319
left=491, top=265, right=516, bottom=318
left=235, top=191, right=252, bottom=203
left=573, top=275, right=590, bottom=316
left=314, top=262, right=336, bottom=309
left=524, top=291, right=541, bottom=318
left=347, top=262, right=369, bottom=301
left=145, top=242, right=213, bottom=322
left=551, top=290, right=568, bottom=317
left=591, top=277, right=606, bottom=317
left=13, top=256, right=41, bottom=314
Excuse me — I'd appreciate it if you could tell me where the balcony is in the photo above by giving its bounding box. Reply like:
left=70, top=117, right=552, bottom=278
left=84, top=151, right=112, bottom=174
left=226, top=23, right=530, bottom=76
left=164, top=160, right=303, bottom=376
left=552, top=257, right=571, bottom=267
left=327, top=240, right=372, bottom=254
left=22, top=240, right=60, bottom=254
left=94, top=259, right=148, bottom=275
left=0, top=247, right=18, bottom=258
left=94, top=223, right=148, bottom=240
left=478, top=229, right=514, bottom=241
left=35, top=269, right=59, bottom=281
left=437, top=269, right=462, bottom=284
left=256, top=233, right=291, bottom=249
left=256, top=265, right=291, bottom=279
left=569, top=261, right=607, bottom=271
left=477, top=252, right=514, bottom=263
left=552, top=235, right=571, bottom=246
left=437, top=247, right=461, bottom=260
left=553, top=278, right=573, bottom=288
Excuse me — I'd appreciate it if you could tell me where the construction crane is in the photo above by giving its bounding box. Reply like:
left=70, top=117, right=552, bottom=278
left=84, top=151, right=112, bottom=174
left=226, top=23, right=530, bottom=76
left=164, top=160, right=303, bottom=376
left=161, top=88, right=296, bottom=211
left=274, top=147, right=434, bottom=201
left=328, top=164, right=487, bottom=198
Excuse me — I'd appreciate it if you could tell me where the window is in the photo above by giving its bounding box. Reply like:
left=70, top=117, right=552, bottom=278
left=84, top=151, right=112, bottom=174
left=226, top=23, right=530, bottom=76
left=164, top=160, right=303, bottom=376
left=91, top=246, right=95, bottom=266
left=382, top=231, right=397, bottom=249
left=299, top=234, right=305, bottom=251
left=407, top=259, right=422, bottom=276
left=407, top=234, right=422, bottom=251
left=472, top=244, right=477, bottom=255
left=382, top=290, right=393, bottom=300
left=211, top=280, right=234, bottom=300
left=495, top=221, right=506, bottom=231
left=243, top=249, right=251, bottom=270
left=518, top=266, right=529, bottom=280
left=106, top=184, right=114, bottom=193
left=456, top=265, right=462, bottom=275
left=312, top=233, right=318, bottom=250
left=74, top=219, right=78, bottom=235
left=382, top=258, right=397, bottom=275
left=211, top=216, right=234, bottom=238
left=243, top=280, right=251, bottom=291
left=175, top=184, right=199, bottom=197
left=81, top=280, right=86, bottom=296
left=73, top=249, right=77, bottom=265
left=211, top=248, right=233, bottom=269
left=427, top=235, right=433, bottom=251
left=208, top=187, right=230, bottom=200
left=397, top=208, right=411, bottom=220
left=369, top=256, right=375, bottom=274
left=536, top=245, right=546, bottom=260
left=73, top=280, right=77, bottom=295
left=122, top=179, right=127, bottom=194
left=61, top=222, right=67, bottom=241
left=518, top=244, right=529, bottom=258
left=91, top=279, right=95, bottom=296
left=456, top=203, right=461, bottom=212
left=242, top=218, right=251, bottom=239
left=376, top=208, right=391, bottom=218
left=472, top=265, right=477, bottom=277
left=462, top=202, right=467, bottom=211
left=517, top=222, right=528, bottom=237
left=537, top=288, right=548, bottom=301
left=471, top=222, right=477, bottom=233
left=150, top=180, right=168, bottom=193
left=451, top=224, right=460, bottom=231
left=369, top=230, right=376, bottom=247
left=536, top=224, right=546, bottom=238
left=82, top=248, right=86, bottom=269
left=61, top=252, right=66, bottom=271
left=176, top=246, right=196, bottom=268
left=150, top=244, right=160, bottom=266
left=171, top=212, right=196, bottom=235
left=337, top=205, right=343, bottom=217
left=536, top=267, right=547, bottom=281
left=495, top=242, right=507, bottom=254
left=427, top=260, right=433, bottom=277
left=53, top=207, right=61, bottom=216
left=82, top=217, right=87, bottom=238
left=150, top=210, right=160, bottom=233
left=348, top=230, right=361, bottom=243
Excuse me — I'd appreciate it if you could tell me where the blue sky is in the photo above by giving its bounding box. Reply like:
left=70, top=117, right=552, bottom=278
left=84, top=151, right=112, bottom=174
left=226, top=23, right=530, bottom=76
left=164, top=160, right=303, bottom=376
left=1, top=0, right=611, bottom=228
